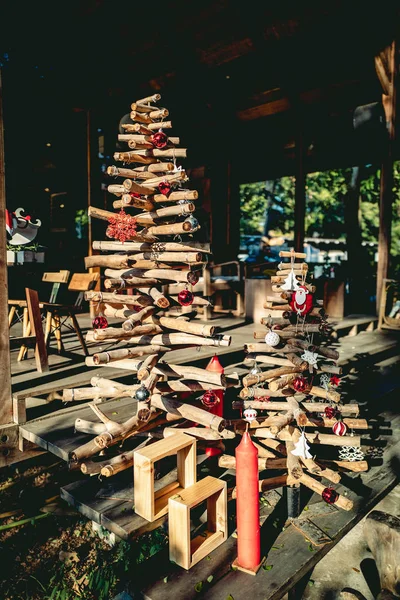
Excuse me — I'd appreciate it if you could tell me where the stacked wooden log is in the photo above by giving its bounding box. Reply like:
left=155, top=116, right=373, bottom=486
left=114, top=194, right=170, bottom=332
left=228, top=249, right=371, bottom=512
left=64, top=94, right=238, bottom=475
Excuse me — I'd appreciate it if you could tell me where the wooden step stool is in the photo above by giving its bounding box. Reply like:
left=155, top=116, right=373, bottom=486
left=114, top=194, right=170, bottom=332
left=133, top=433, right=196, bottom=522
left=169, top=476, right=227, bottom=570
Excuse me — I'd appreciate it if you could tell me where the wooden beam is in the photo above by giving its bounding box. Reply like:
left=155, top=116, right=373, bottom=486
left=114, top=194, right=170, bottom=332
left=0, top=69, right=12, bottom=425
left=294, top=115, right=306, bottom=253
left=377, top=41, right=397, bottom=313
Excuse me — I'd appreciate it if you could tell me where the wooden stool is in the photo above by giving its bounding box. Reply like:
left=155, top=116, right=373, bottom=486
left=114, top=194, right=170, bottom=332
left=169, top=476, right=227, bottom=570
left=133, top=433, right=196, bottom=522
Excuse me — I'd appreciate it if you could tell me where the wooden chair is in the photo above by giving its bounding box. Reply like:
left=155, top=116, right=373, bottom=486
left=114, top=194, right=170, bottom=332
left=8, top=270, right=70, bottom=361
left=10, top=289, right=49, bottom=373
left=202, top=260, right=245, bottom=319
left=42, top=272, right=100, bottom=356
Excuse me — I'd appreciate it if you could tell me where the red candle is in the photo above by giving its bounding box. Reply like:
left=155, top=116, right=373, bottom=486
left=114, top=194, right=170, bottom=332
left=235, top=430, right=261, bottom=570
left=205, top=355, right=224, bottom=457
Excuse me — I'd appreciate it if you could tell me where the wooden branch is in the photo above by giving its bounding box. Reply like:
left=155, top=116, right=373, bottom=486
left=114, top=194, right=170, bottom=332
left=103, top=267, right=199, bottom=283
left=113, top=195, right=155, bottom=211
left=153, top=190, right=198, bottom=203
left=137, top=354, right=161, bottom=381
left=104, top=277, right=160, bottom=290
left=279, top=251, right=306, bottom=259
left=109, top=332, right=231, bottom=348
left=269, top=374, right=298, bottom=391
left=218, top=455, right=287, bottom=471
left=91, top=324, right=162, bottom=341
left=299, top=473, right=353, bottom=511
left=113, top=151, right=158, bottom=165
left=244, top=355, right=293, bottom=368
left=234, top=400, right=359, bottom=416
left=151, top=394, right=226, bottom=432
left=114, top=305, right=155, bottom=325
left=254, top=427, right=361, bottom=447
left=92, top=345, right=170, bottom=365
left=243, top=366, right=302, bottom=388
left=143, top=219, right=200, bottom=236
left=84, top=291, right=153, bottom=307
left=93, top=240, right=211, bottom=253
left=309, top=386, right=340, bottom=403
left=287, top=338, right=340, bottom=361
left=239, top=387, right=287, bottom=399
left=231, top=475, right=289, bottom=499
left=286, top=435, right=304, bottom=480
left=139, top=315, right=216, bottom=337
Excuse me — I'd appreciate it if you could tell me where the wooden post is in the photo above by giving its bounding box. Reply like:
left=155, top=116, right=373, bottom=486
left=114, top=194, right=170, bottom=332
left=294, top=116, right=306, bottom=254
left=0, top=69, right=13, bottom=425
left=377, top=41, right=397, bottom=313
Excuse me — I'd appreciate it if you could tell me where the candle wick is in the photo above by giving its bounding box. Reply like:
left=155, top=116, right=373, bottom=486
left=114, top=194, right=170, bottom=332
left=245, top=422, right=249, bottom=433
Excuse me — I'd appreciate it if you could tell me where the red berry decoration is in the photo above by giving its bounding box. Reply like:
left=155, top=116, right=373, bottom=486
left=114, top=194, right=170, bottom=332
left=177, top=289, right=194, bottom=306
left=293, top=376, right=309, bottom=393
left=132, top=305, right=143, bottom=312
left=330, top=375, right=341, bottom=386
left=201, top=390, right=219, bottom=408
left=130, top=192, right=141, bottom=199
left=322, top=487, right=339, bottom=505
left=151, top=131, right=168, bottom=149
left=158, top=181, right=171, bottom=195
left=332, top=420, right=347, bottom=436
left=92, top=316, right=108, bottom=329
left=324, top=406, right=338, bottom=419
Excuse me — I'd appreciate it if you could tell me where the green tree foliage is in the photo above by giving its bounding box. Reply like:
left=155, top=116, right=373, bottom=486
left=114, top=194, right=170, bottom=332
left=240, top=163, right=400, bottom=276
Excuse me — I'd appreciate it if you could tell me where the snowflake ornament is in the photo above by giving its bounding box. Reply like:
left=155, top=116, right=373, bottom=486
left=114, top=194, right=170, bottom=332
left=338, top=446, right=365, bottom=462
left=320, top=374, right=330, bottom=391
left=301, top=350, right=319, bottom=369
left=291, top=431, right=313, bottom=459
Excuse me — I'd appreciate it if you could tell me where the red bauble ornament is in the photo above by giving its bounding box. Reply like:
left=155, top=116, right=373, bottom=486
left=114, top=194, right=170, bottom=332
left=201, top=390, right=219, bottom=408
left=324, top=406, right=338, bottom=419
left=158, top=181, right=171, bottom=196
left=293, top=376, right=309, bottom=393
left=332, top=420, right=347, bottom=436
left=290, top=285, right=314, bottom=316
left=322, top=487, right=339, bottom=505
left=130, top=192, right=141, bottom=199
left=177, top=289, right=194, bottom=306
left=106, top=209, right=137, bottom=242
left=92, top=316, right=108, bottom=329
left=151, top=131, right=168, bottom=149
left=330, top=375, right=341, bottom=387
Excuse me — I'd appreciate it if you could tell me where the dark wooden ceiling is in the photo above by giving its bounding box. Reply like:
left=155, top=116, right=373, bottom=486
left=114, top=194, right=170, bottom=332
left=0, top=0, right=398, bottom=176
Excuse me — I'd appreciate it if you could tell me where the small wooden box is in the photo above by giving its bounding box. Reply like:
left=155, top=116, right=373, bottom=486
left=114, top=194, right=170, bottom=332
left=133, top=433, right=196, bottom=522
left=168, top=476, right=227, bottom=570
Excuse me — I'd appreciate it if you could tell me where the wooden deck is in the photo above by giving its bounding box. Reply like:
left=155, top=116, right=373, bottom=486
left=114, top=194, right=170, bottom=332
left=12, top=313, right=400, bottom=599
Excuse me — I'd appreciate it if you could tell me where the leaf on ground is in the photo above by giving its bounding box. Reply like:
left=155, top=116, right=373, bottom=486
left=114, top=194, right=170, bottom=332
left=271, top=544, right=284, bottom=550
left=163, top=576, right=168, bottom=583
left=352, top=567, right=361, bottom=573
left=226, top=596, right=234, bottom=600
left=263, top=564, right=273, bottom=571
left=59, top=550, right=79, bottom=564
left=207, top=575, right=213, bottom=583
left=194, top=581, right=203, bottom=592
left=206, top=555, right=212, bottom=560
left=308, top=580, right=315, bottom=587
left=303, top=505, right=309, bottom=511
left=231, top=532, right=238, bottom=538
left=308, top=543, right=315, bottom=552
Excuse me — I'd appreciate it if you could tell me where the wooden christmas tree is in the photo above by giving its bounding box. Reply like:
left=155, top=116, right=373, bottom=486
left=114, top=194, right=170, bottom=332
left=63, top=94, right=239, bottom=476
left=229, top=249, right=371, bottom=512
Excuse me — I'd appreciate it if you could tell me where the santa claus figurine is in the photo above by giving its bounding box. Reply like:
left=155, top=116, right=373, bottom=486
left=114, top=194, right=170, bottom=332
left=290, top=285, right=313, bottom=316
